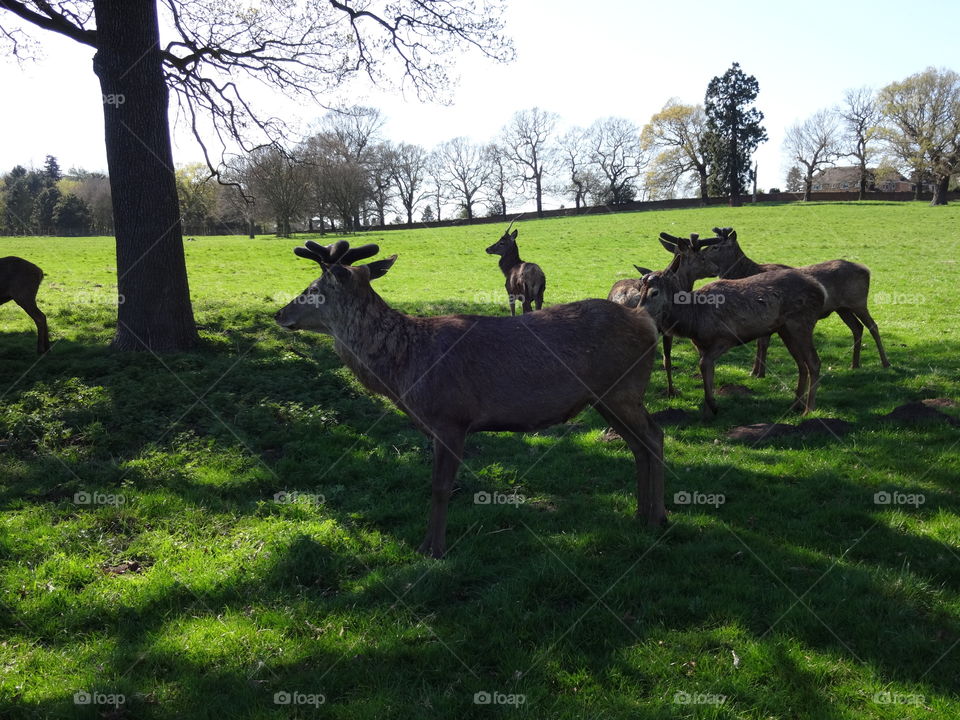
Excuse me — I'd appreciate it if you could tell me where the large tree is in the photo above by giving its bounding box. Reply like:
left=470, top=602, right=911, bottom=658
left=501, top=107, right=557, bottom=218
left=704, top=62, right=767, bottom=207
left=783, top=109, right=842, bottom=201
left=588, top=116, right=646, bottom=205
left=642, top=100, right=711, bottom=203
left=838, top=87, right=882, bottom=200
left=0, top=0, right=513, bottom=350
left=879, top=67, right=960, bottom=206
left=436, top=136, right=488, bottom=220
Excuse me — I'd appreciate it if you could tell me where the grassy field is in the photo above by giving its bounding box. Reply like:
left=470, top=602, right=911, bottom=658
left=0, top=202, right=958, bottom=719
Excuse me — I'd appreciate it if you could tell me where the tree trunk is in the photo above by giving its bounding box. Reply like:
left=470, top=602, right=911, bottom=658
left=698, top=168, right=709, bottom=206
left=93, top=0, right=198, bottom=352
left=803, top=175, right=812, bottom=202
left=248, top=218, right=255, bottom=239
left=931, top=175, right=949, bottom=206
left=535, top=172, right=544, bottom=218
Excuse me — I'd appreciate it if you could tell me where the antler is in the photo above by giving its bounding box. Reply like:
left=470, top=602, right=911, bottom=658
left=505, top=213, right=523, bottom=233
left=294, top=240, right=381, bottom=268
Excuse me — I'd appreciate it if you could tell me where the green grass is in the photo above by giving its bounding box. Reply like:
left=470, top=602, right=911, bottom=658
left=1, top=201, right=959, bottom=719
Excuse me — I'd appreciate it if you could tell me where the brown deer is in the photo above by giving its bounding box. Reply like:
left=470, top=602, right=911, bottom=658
left=637, top=248, right=827, bottom=417
left=485, top=224, right=546, bottom=315
left=701, top=227, right=890, bottom=376
left=276, top=240, right=665, bottom=558
left=1, top=257, right=49, bottom=354
left=607, top=233, right=720, bottom=397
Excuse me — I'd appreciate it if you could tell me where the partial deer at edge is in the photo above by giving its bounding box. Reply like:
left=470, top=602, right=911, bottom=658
left=0, top=257, right=49, bottom=354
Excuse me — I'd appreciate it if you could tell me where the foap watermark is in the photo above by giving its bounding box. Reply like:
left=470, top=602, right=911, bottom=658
left=874, top=490, right=924, bottom=508
left=279, top=291, right=326, bottom=307
left=74, top=490, right=126, bottom=506
left=74, top=690, right=125, bottom=707
left=473, top=690, right=526, bottom=707
left=474, top=490, right=525, bottom=506
left=74, top=290, right=124, bottom=306
left=673, top=490, right=725, bottom=508
left=673, top=690, right=726, bottom=706
left=273, top=690, right=325, bottom=707
left=472, top=290, right=525, bottom=306
left=101, top=93, right=125, bottom=107
left=872, top=691, right=925, bottom=706
left=673, top=290, right=725, bottom=306
left=873, top=291, right=925, bottom=306
left=274, top=490, right=325, bottom=505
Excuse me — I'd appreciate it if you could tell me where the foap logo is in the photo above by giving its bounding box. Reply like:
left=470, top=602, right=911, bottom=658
left=673, top=290, right=725, bottom=306
left=873, top=291, right=925, bottom=306
left=873, top=490, right=925, bottom=507
left=273, top=490, right=325, bottom=505
left=74, top=490, right=126, bottom=506
left=473, top=690, right=526, bottom=706
left=673, top=691, right=726, bottom=706
left=101, top=93, right=125, bottom=107
left=872, top=691, right=924, bottom=706
left=74, top=290, right=124, bottom=306
left=74, top=690, right=125, bottom=706
left=474, top=490, right=526, bottom=506
left=673, top=490, right=725, bottom=508
left=273, top=690, right=325, bottom=707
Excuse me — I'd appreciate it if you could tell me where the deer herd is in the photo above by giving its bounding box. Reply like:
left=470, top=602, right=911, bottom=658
left=1, top=221, right=889, bottom=559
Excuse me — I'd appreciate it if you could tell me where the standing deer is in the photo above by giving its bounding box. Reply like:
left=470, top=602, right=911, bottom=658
left=1, top=257, right=49, bottom=354
left=275, top=240, right=664, bottom=558
left=638, top=247, right=827, bottom=416
left=702, top=227, right=890, bottom=376
left=607, top=233, right=720, bottom=397
left=485, top=224, right=546, bottom=315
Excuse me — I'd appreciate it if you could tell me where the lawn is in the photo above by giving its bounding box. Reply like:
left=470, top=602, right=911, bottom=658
left=0, top=202, right=958, bottom=719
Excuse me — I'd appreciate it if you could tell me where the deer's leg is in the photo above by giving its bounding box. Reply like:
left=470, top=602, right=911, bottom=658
left=417, top=430, right=465, bottom=559
left=508, top=295, right=516, bottom=316
left=698, top=350, right=721, bottom=419
left=596, top=400, right=666, bottom=527
left=535, top=288, right=544, bottom=311
left=662, top=335, right=677, bottom=397
left=751, top=335, right=770, bottom=378
left=853, top=307, right=890, bottom=368
left=15, top=296, right=49, bottom=355
left=836, top=309, right=864, bottom=368
left=779, top=323, right=820, bottom=414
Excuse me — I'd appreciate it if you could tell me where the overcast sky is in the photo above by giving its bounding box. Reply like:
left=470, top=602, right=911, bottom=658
left=1, top=0, right=958, bottom=200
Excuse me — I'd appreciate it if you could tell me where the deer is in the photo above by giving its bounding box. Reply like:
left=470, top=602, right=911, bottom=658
left=607, top=233, right=720, bottom=397
left=485, top=223, right=546, bottom=315
left=275, top=240, right=665, bottom=558
left=700, top=227, right=890, bottom=376
left=636, top=238, right=827, bottom=417
left=1, top=257, right=49, bottom=354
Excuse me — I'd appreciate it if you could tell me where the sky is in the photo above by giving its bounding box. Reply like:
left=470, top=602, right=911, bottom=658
left=1, top=0, right=958, bottom=201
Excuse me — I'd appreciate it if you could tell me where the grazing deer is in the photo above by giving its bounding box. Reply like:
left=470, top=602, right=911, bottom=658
left=638, top=250, right=827, bottom=416
left=485, top=224, right=546, bottom=315
left=607, top=233, right=720, bottom=397
left=276, top=241, right=664, bottom=558
left=702, top=227, right=890, bottom=376
left=1, top=257, right=49, bottom=354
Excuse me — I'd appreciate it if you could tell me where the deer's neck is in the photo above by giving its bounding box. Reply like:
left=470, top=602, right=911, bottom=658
left=329, top=293, right=422, bottom=404
left=498, top=247, right=522, bottom=276
left=720, top=252, right=765, bottom=279
left=658, top=276, right=708, bottom=340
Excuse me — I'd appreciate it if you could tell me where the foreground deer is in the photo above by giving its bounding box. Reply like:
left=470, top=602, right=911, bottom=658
left=638, top=241, right=827, bottom=417
left=607, top=233, right=719, bottom=396
left=702, top=227, right=890, bottom=376
left=485, top=224, right=546, bottom=315
left=276, top=241, right=664, bottom=558
left=1, top=257, right=49, bottom=354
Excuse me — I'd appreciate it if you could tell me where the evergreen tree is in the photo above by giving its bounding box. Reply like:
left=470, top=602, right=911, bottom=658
left=43, top=155, right=62, bottom=184
left=704, top=63, right=767, bottom=206
left=53, top=194, right=92, bottom=235
left=31, top=185, right=62, bottom=234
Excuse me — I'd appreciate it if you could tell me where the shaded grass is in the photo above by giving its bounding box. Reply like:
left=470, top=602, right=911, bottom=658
left=0, top=201, right=958, bottom=718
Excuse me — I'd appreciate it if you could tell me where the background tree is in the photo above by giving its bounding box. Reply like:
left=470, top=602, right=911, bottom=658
left=783, top=109, right=842, bottom=201
left=241, top=145, right=309, bottom=237
left=31, top=184, right=61, bottom=234
left=391, top=142, right=429, bottom=224
left=704, top=62, right=768, bottom=206
left=482, top=143, right=511, bottom=216
left=175, top=163, right=217, bottom=235
left=838, top=87, right=882, bottom=200
left=556, top=127, right=592, bottom=209
left=0, top=0, right=512, bottom=350
left=588, top=116, right=646, bottom=205
left=436, top=137, right=488, bottom=220
left=52, top=193, right=92, bottom=235
left=42, top=154, right=62, bottom=183
left=785, top=166, right=804, bottom=193
left=879, top=67, right=960, bottom=206
left=501, top=107, right=557, bottom=217
left=367, top=142, right=396, bottom=227
left=642, top=100, right=711, bottom=202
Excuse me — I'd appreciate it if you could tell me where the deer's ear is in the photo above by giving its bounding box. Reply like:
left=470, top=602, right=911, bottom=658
left=634, top=264, right=652, bottom=275
left=510, top=229, right=518, bottom=240
left=658, top=233, right=678, bottom=254
left=366, top=254, right=397, bottom=280
left=728, top=230, right=737, bottom=242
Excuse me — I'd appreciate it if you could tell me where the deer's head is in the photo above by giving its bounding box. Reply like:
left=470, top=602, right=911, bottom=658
left=697, top=226, right=745, bottom=275
left=658, top=231, right=723, bottom=283
left=637, top=271, right=673, bottom=322
left=275, top=240, right=397, bottom=335
left=486, top=227, right=519, bottom=256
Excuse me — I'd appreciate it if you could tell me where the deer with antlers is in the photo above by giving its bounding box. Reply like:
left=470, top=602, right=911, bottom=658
left=485, top=222, right=546, bottom=315
left=701, top=227, right=890, bottom=376
left=1, top=257, right=49, bottom=354
left=636, top=234, right=827, bottom=416
left=275, top=240, right=665, bottom=558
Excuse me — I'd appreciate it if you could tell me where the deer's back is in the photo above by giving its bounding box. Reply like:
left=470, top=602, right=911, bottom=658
left=508, top=262, right=545, bottom=295
left=0, top=257, right=44, bottom=301
left=797, top=259, right=870, bottom=313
